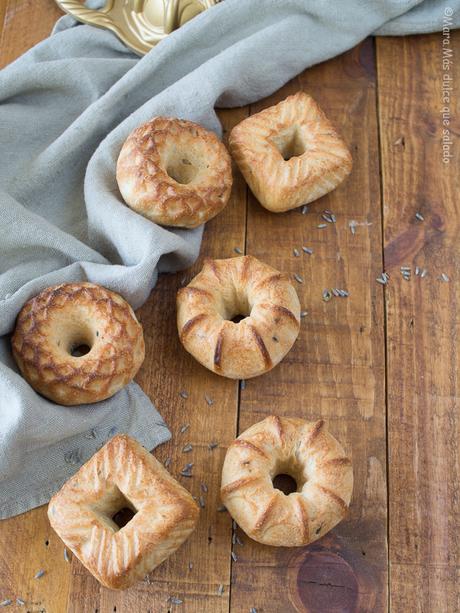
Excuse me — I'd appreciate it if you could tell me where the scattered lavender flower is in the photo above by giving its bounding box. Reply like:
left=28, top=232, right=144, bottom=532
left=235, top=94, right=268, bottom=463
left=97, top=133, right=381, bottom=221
left=64, top=450, right=81, bottom=465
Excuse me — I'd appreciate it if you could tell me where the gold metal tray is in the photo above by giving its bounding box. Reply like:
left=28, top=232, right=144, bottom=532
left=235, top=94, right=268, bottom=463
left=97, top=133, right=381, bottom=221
left=54, top=0, right=217, bottom=56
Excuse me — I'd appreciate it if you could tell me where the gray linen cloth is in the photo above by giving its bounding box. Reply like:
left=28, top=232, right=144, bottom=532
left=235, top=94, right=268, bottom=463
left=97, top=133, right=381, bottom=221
left=0, top=0, right=458, bottom=519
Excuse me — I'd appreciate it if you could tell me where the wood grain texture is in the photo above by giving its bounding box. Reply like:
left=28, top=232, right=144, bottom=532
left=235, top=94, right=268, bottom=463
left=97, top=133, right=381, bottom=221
left=229, top=40, right=388, bottom=613
left=0, top=0, right=62, bottom=68
left=0, top=509, right=71, bottom=612
left=0, top=5, right=7, bottom=53
left=1, top=1, right=459, bottom=611
left=376, top=32, right=460, bottom=613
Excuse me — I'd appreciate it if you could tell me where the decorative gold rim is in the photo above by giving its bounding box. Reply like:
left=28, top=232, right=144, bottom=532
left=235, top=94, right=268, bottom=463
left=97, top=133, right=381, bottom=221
left=54, top=0, right=217, bottom=56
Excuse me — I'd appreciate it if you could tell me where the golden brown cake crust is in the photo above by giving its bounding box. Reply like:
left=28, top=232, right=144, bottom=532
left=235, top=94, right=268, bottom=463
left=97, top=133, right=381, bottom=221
left=176, top=256, right=300, bottom=379
left=11, top=282, right=145, bottom=406
left=116, top=117, right=233, bottom=228
left=48, top=435, right=199, bottom=590
left=229, top=92, right=352, bottom=212
left=221, top=416, right=353, bottom=547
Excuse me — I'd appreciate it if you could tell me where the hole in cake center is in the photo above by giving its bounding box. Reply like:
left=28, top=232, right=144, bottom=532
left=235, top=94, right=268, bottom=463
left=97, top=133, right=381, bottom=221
left=67, top=332, right=93, bottom=357
left=166, top=156, right=198, bottom=184
left=70, top=343, right=91, bottom=357
left=223, top=291, right=251, bottom=324
left=108, top=491, right=138, bottom=531
left=56, top=318, right=95, bottom=358
left=271, top=125, right=307, bottom=161
left=272, top=473, right=298, bottom=495
left=89, top=486, right=138, bottom=532
left=112, top=505, right=137, bottom=529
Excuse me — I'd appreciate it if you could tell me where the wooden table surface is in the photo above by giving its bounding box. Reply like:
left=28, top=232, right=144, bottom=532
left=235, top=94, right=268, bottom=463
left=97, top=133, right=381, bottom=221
left=1, top=2, right=459, bottom=612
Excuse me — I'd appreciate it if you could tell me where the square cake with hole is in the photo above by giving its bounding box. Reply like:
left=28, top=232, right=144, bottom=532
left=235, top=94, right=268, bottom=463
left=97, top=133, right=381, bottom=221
left=228, top=92, right=352, bottom=212
left=48, top=435, right=199, bottom=590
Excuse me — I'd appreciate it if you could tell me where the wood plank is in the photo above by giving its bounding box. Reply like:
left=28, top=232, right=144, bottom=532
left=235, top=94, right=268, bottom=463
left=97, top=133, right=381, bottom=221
left=0, top=5, right=7, bottom=55
left=65, top=107, right=247, bottom=612
left=0, top=0, right=62, bottom=69
left=0, top=510, right=71, bottom=612
left=3, top=0, right=456, bottom=610
left=376, top=32, right=460, bottom=612
left=229, top=40, right=388, bottom=612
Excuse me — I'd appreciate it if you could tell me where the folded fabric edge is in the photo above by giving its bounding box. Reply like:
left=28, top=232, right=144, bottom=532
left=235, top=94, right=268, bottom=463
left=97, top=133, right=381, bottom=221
left=0, top=423, right=171, bottom=520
